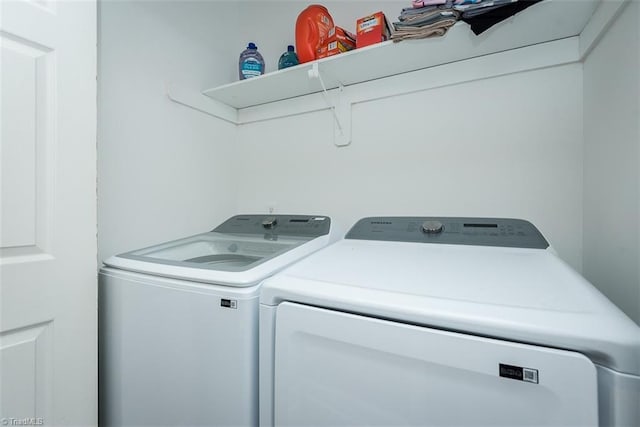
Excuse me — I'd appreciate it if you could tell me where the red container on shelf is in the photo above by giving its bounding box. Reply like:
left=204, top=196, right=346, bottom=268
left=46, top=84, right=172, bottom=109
left=295, top=4, right=334, bottom=63
left=356, top=11, right=391, bottom=48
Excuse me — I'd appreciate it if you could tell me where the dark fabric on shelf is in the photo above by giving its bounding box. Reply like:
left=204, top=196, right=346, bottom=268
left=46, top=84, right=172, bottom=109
left=461, top=0, right=543, bottom=35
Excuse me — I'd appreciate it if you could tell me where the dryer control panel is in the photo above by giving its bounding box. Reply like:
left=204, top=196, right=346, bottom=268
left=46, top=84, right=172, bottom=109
left=346, top=217, right=548, bottom=249
left=213, top=215, right=331, bottom=237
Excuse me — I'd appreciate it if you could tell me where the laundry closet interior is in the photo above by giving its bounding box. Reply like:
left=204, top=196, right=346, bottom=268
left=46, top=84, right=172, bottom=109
left=5, top=1, right=640, bottom=426
left=98, top=0, right=639, bottom=326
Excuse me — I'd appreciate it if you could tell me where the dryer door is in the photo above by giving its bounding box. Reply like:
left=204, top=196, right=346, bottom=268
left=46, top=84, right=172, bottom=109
left=274, top=302, right=598, bottom=426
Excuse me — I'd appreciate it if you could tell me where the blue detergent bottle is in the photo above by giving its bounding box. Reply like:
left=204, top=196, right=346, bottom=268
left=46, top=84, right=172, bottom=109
left=278, top=45, right=300, bottom=70
left=239, top=42, right=265, bottom=80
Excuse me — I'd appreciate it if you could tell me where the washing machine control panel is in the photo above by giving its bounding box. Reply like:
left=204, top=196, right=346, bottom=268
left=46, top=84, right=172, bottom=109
left=261, top=216, right=278, bottom=229
left=421, top=220, right=444, bottom=234
left=213, top=214, right=331, bottom=237
left=346, top=217, right=548, bottom=249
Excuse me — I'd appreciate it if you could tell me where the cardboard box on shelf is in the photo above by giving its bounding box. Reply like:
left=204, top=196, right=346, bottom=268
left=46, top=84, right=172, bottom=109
left=318, top=26, right=357, bottom=58
left=356, top=11, right=392, bottom=48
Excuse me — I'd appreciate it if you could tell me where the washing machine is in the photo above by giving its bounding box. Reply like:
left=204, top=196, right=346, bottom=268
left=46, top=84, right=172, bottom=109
left=99, top=214, right=332, bottom=427
left=259, top=217, right=640, bottom=427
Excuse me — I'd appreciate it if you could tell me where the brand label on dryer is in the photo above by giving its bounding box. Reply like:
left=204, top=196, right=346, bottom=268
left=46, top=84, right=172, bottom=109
left=499, top=363, right=538, bottom=384
left=220, top=299, right=237, bottom=309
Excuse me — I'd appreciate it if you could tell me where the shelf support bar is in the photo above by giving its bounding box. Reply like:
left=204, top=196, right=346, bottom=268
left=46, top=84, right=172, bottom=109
left=166, top=82, right=238, bottom=124
left=308, top=63, right=351, bottom=147
left=334, top=85, right=351, bottom=147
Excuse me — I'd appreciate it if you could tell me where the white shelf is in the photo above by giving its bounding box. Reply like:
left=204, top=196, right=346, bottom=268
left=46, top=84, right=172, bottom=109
left=203, top=0, right=599, bottom=109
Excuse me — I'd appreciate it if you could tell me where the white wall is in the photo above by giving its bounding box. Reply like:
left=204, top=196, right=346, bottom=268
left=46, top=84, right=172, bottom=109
left=236, top=62, right=585, bottom=271
left=583, top=1, right=640, bottom=324
left=98, top=1, right=240, bottom=262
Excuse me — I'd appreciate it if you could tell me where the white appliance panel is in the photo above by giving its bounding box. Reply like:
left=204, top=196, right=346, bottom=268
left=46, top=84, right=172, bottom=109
left=99, top=269, right=259, bottom=426
left=596, top=365, right=640, bottom=426
left=274, top=302, right=598, bottom=427
left=261, top=240, right=640, bottom=376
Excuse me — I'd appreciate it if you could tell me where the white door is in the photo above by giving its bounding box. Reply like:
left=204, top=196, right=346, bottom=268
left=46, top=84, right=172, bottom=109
left=0, top=0, right=97, bottom=425
left=274, top=302, right=599, bottom=426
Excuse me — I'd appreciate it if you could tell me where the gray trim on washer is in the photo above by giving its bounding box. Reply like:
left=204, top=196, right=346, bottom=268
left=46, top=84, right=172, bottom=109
left=213, top=214, right=331, bottom=237
left=346, top=217, right=549, bottom=249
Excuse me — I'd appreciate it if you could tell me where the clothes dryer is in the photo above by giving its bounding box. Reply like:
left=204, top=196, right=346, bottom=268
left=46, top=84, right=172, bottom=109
left=259, top=217, right=640, bottom=427
left=99, top=214, right=332, bottom=427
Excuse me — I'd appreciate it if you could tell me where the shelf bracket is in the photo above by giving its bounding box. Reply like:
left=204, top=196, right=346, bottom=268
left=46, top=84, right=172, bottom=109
left=333, top=85, right=351, bottom=147
left=308, top=63, right=351, bottom=147
left=166, top=82, right=238, bottom=124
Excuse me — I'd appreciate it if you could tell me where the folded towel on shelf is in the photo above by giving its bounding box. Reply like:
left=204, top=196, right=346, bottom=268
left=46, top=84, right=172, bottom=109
left=396, top=8, right=458, bottom=28
left=412, top=0, right=448, bottom=8
left=391, top=15, right=458, bottom=42
left=392, top=0, right=544, bottom=41
left=392, top=1, right=461, bottom=41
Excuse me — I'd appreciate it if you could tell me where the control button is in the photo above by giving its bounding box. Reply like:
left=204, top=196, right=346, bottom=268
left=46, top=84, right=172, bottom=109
left=422, top=220, right=444, bottom=234
left=262, top=216, right=278, bottom=229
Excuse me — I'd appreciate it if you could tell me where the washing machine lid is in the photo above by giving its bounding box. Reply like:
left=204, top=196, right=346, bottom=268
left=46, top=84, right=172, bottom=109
left=103, top=215, right=331, bottom=286
left=261, top=217, right=640, bottom=376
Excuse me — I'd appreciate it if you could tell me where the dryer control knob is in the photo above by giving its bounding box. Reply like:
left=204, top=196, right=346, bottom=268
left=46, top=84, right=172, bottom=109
left=422, top=220, right=443, bottom=234
left=262, top=216, right=278, bottom=229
